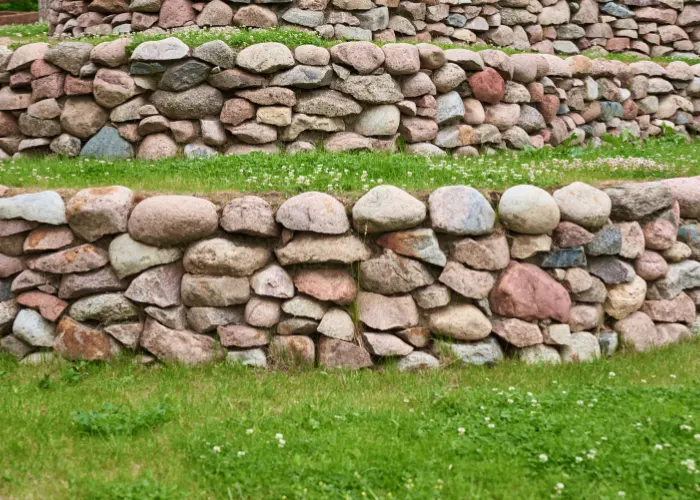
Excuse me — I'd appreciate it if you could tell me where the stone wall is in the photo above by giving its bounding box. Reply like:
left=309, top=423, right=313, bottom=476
left=1, top=178, right=699, bottom=368
left=0, top=38, right=698, bottom=158
left=48, top=0, right=700, bottom=59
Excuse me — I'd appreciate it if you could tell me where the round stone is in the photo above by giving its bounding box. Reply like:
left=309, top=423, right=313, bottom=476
left=499, top=185, right=561, bottom=235
left=352, top=185, right=426, bottom=233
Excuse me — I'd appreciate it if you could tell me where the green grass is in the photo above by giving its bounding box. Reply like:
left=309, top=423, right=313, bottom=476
left=1, top=135, right=699, bottom=196
left=0, top=21, right=46, bottom=39
left=0, top=340, right=699, bottom=499
left=4, top=23, right=700, bottom=65
left=0, top=0, right=38, bottom=12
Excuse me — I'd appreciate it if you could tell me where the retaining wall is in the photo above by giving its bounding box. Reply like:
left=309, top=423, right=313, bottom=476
left=48, top=0, right=700, bottom=59
left=0, top=38, right=698, bottom=158
left=1, top=178, right=700, bottom=368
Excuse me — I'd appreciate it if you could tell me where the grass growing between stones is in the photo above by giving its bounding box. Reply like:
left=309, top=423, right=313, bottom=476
left=2, top=136, right=700, bottom=196
left=0, top=340, right=699, bottom=499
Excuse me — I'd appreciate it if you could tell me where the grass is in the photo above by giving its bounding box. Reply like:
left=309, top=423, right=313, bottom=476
left=0, top=340, right=699, bottom=499
left=3, top=23, right=700, bottom=65
left=0, top=0, right=38, bottom=12
left=1, top=135, right=699, bottom=196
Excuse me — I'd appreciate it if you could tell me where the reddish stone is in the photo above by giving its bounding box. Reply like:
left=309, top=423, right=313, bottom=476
left=318, top=337, right=373, bottom=370
left=528, top=82, right=544, bottom=103
left=622, top=99, right=638, bottom=120
left=30, top=59, right=61, bottom=79
left=0, top=219, right=37, bottom=237
left=642, top=219, right=676, bottom=251
left=489, top=261, right=572, bottom=323
left=54, top=316, right=114, bottom=361
left=0, top=253, right=25, bottom=278
left=641, top=292, right=696, bottom=323
left=31, top=73, right=65, bottom=100
left=218, top=325, right=269, bottom=348
left=24, top=226, right=75, bottom=252
left=132, top=12, right=159, bottom=30
left=492, top=318, right=543, bottom=348
left=293, top=268, right=357, bottom=306
left=9, top=71, right=32, bottom=89
left=158, top=0, right=195, bottom=28
left=16, top=291, right=68, bottom=321
left=634, top=251, right=668, bottom=281
left=538, top=94, right=560, bottom=123
left=0, top=111, right=19, bottom=136
left=468, top=68, right=504, bottom=105
left=606, top=38, right=631, bottom=52
left=64, top=75, right=93, bottom=96
left=552, top=221, right=594, bottom=248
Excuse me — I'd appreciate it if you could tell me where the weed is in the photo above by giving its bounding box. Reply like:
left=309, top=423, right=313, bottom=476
left=72, top=402, right=171, bottom=436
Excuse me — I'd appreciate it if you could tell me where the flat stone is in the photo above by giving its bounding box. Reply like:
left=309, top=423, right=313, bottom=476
left=294, top=89, right=362, bottom=117
left=490, top=262, right=571, bottom=322
left=588, top=257, right=636, bottom=284
left=0, top=191, right=66, bottom=225
left=294, top=268, right=357, bottom=305
left=28, top=244, right=108, bottom=274
left=44, top=42, right=92, bottom=76
left=510, top=234, right=552, bottom=259
left=244, top=297, right=280, bottom=328
left=125, top=262, right=183, bottom=308
left=158, top=59, right=211, bottom=92
left=330, top=41, right=384, bottom=75
left=226, top=348, right=267, bottom=368
left=318, top=308, right=355, bottom=341
left=360, top=250, right=433, bottom=295
left=131, top=37, right=190, bottom=61
left=357, top=291, right=418, bottom=331
left=398, top=351, right=439, bottom=371
left=453, top=231, right=509, bottom=271
left=282, top=296, right=327, bottom=321
left=109, top=233, right=182, bottom=279
left=187, top=306, right=243, bottom=334
left=140, top=317, right=221, bottom=365
left=276, top=192, right=349, bottom=234
left=58, top=267, right=127, bottom=300
left=363, top=332, right=413, bottom=356
left=352, top=185, right=425, bottom=233
left=16, top=291, right=68, bottom=322
left=183, top=237, right=270, bottom=277
left=330, top=74, right=403, bottom=104
left=151, top=85, right=223, bottom=120
left=541, top=247, right=587, bottom=270
left=65, top=186, right=133, bottom=242
left=585, top=226, right=622, bottom=256
left=0, top=334, right=33, bottom=359
left=54, top=316, right=115, bottom=361
left=128, top=195, right=218, bottom=246
left=220, top=196, right=278, bottom=237
left=12, top=308, right=56, bottom=347
left=605, top=182, right=673, bottom=221
left=218, top=325, right=269, bottom=348
left=236, top=42, right=295, bottom=74
left=181, top=274, right=250, bottom=307
left=432, top=336, right=503, bottom=365
left=145, top=305, right=187, bottom=330
left=70, top=292, right=139, bottom=324
left=377, top=228, right=446, bottom=266
left=275, top=233, right=370, bottom=265
left=492, top=318, right=542, bottom=347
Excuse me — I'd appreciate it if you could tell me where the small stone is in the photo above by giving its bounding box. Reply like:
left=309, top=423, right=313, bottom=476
left=453, top=231, right=509, bottom=271
left=294, top=268, right=356, bottom=305
left=28, top=244, right=108, bottom=274
left=244, top=297, right=280, bottom=329
left=439, top=261, right=494, bottom=300
left=398, top=351, right=440, bottom=371
left=0, top=191, right=66, bottom=225
left=588, top=257, right=636, bottom=284
left=140, top=317, right=222, bottom=365
left=352, top=185, right=425, bottom=233
left=428, top=303, right=491, bottom=341
left=432, top=336, right=503, bottom=365
left=560, top=332, right=601, bottom=362
left=125, top=262, right=183, bottom=308
left=360, top=250, right=433, bottom=295
left=275, top=234, right=370, bottom=265
left=109, top=233, right=181, bottom=279
left=377, top=228, right=446, bottom=266
left=641, top=292, right=696, bottom=323
left=270, top=335, right=315, bottom=366
left=510, top=234, right=552, bottom=259
left=364, top=332, right=413, bottom=356
left=181, top=274, right=250, bottom=308
left=318, top=308, right=355, bottom=341
left=318, top=337, right=372, bottom=369
left=145, top=305, right=188, bottom=330
left=66, top=186, right=133, bottom=242
left=58, top=267, right=127, bottom=300
left=226, top=348, right=267, bottom=368
left=16, top=291, right=68, bottom=322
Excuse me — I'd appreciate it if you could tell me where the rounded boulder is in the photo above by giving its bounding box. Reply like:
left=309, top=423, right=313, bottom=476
left=499, top=185, right=560, bottom=235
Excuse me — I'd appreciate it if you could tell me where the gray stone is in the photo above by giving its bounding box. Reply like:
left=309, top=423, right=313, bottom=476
left=360, top=250, right=434, bottom=295
left=187, top=306, right=243, bottom=334
left=499, top=185, right=561, bottom=235
left=269, top=65, right=333, bottom=88
left=236, top=42, right=295, bottom=74
left=318, top=308, right=355, bottom=341
left=0, top=191, right=66, bottom=225
left=158, top=59, right=211, bottom=91
left=588, top=257, right=636, bottom=284
left=70, top=292, right=139, bottom=324
left=226, top=348, right=267, bottom=368
left=12, top=308, right=55, bottom=347
left=353, top=185, right=425, bottom=233
left=181, top=274, right=250, bottom=307
left=553, top=182, right=612, bottom=230
left=151, top=85, right=223, bottom=120
left=560, top=332, right=601, bottom=362
left=330, top=74, right=403, bottom=104
left=145, top=305, right=188, bottom=330
left=585, top=226, right=622, bottom=256
left=192, top=40, right=236, bottom=69
left=109, top=233, right=182, bottom=279
left=433, top=336, right=503, bottom=365
left=131, top=38, right=190, bottom=61
left=429, top=186, right=495, bottom=235
left=519, top=344, right=561, bottom=364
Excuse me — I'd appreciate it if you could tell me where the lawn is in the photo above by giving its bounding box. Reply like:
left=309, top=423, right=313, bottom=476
left=0, top=340, right=699, bottom=499
left=1, top=135, right=699, bottom=196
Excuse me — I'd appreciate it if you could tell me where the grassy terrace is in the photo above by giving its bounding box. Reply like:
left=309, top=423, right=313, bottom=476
left=2, top=23, right=700, bottom=65
left=0, top=340, right=699, bottom=499
left=1, top=136, right=698, bottom=196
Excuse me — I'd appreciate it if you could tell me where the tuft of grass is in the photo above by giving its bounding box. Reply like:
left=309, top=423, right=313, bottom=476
left=2, top=136, right=700, bottom=196
left=72, top=402, right=171, bottom=436
left=0, top=0, right=38, bottom=12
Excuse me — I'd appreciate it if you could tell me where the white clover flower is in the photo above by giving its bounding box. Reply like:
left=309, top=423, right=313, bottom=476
left=275, top=433, right=284, bottom=440
left=654, top=444, right=663, bottom=451
left=555, top=483, right=564, bottom=492
left=237, top=451, right=246, bottom=457
left=577, top=400, right=584, bottom=406
left=681, top=425, right=693, bottom=432
left=246, top=428, right=254, bottom=434
left=212, top=446, right=221, bottom=453
left=671, top=374, right=677, bottom=379
left=487, top=423, right=495, bottom=429
left=278, top=439, right=286, bottom=448
left=609, top=372, right=616, bottom=378
left=694, top=434, right=700, bottom=440
left=618, top=491, right=626, bottom=497
left=539, top=454, right=548, bottom=463
left=575, top=456, right=583, bottom=463
left=508, top=399, right=514, bottom=404
left=458, top=427, right=465, bottom=435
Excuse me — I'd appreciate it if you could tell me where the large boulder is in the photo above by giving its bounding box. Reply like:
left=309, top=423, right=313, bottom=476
left=499, top=185, right=560, bottom=235
left=128, top=195, right=218, bottom=246
left=151, top=85, right=224, bottom=119
left=553, top=182, right=611, bottom=230
left=66, top=186, right=133, bottom=242
left=183, top=238, right=270, bottom=277
left=276, top=192, right=349, bottom=234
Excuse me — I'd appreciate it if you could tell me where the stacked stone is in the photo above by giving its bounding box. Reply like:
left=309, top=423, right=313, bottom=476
left=47, top=0, right=700, bottom=58
left=0, top=38, right=698, bottom=158
left=1, top=178, right=699, bottom=368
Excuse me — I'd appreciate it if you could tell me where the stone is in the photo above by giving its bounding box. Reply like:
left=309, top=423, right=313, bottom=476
left=605, top=182, right=673, bottom=221
left=641, top=292, right=696, bottom=323
left=281, top=296, right=327, bottom=321
left=128, top=195, right=218, bottom=246
left=269, top=65, right=332, bottom=89
left=294, top=45, right=330, bottom=66
left=294, top=268, right=356, bottom=305
left=192, top=40, right=235, bottom=69
left=158, top=0, right=195, bottom=28
left=433, top=336, right=503, bottom=365
left=7, top=43, right=49, bottom=72
left=218, top=325, right=268, bottom=348
left=490, top=262, right=571, bottom=322
left=181, top=274, right=250, bottom=308
left=659, top=176, right=700, bottom=220
left=363, top=332, right=413, bottom=356
left=108, top=234, right=181, bottom=280
left=317, top=308, right=355, bottom=341
left=50, top=134, right=82, bottom=157
left=65, top=186, right=133, bottom=242
left=510, top=234, right=552, bottom=259
left=568, top=303, right=602, bottom=331
left=361, top=250, right=434, bottom=295
left=0, top=334, right=33, bottom=359
left=0, top=191, right=66, bottom=225
left=614, top=311, right=659, bottom=352
left=136, top=133, right=178, bottom=160
left=318, top=337, right=372, bottom=369
left=83, top=125, right=134, bottom=158
left=183, top=238, right=270, bottom=277
left=54, top=316, right=115, bottom=361
left=294, top=89, right=361, bottom=117
left=226, top=348, right=267, bottom=368
left=16, top=291, right=68, bottom=322
left=352, top=186, right=425, bottom=233
left=236, top=43, right=295, bottom=74
left=151, top=85, right=223, bottom=120
left=188, top=306, right=243, bottom=334
left=140, top=318, right=221, bottom=365
left=125, top=262, right=183, bottom=308
left=330, top=74, right=403, bottom=104
left=357, top=292, right=418, bottom=331
left=60, top=97, right=108, bottom=139
left=499, top=185, right=560, bottom=235
left=560, top=332, right=601, bottom=362
left=663, top=242, right=692, bottom=263
left=12, top=308, right=56, bottom=347
left=57, top=267, right=126, bottom=300
left=562, top=268, right=593, bottom=294
left=453, top=231, right=509, bottom=271
left=468, top=68, right=505, bottom=105
left=541, top=247, right=587, bottom=268
left=588, top=257, right=636, bottom=284
left=93, top=69, right=136, bottom=108
left=616, top=222, right=645, bottom=259
left=398, top=351, right=439, bottom=371
left=248, top=264, right=293, bottom=299
left=44, top=42, right=93, bottom=76
left=429, top=186, right=494, bottom=236
left=145, top=305, right=188, bottom=330
left=438, top=261, right=494, bottom=300
left=377, top=229, right=446, bottom=266
left=104, top=323, right=142, bottom=350
left=643, top=219, right=677, bottom=251
left=553, top=182, right=611, bottom=230
left=196, top=0, right=232, bottom=25
left=218, top=196, right=277, bottom=238
left=435, top=91, right=465, bottom=125
left=28, top=244, right=108, bottom=275
left=158, top=60, right=211, bottom=92
left=635, top=251, right=668, bottom=281
left=585, top=226, right=623, bottom=256
left=353, top=105, right=400, bottom=136
left=270, top=335, right=315, bottom=366
left=281, top=114, right=344, bottom=141
left=275, top=233, right=370, bottom=265
left=519, top=344, right=561, bottom=364
left=492, top=318, right=542, bottom=347
left=398, top=117, right=438, bottom=143
left=427, top=303, right=491, bottom=341
left=330, top=42, right=384, bottom=75
left=70, top=292, right=139, bottom=324
left=276, top=192, right=349, bottom=234
left=543, top=323, right=572, bottom=346
left=244, top=297, right=280, bottom=328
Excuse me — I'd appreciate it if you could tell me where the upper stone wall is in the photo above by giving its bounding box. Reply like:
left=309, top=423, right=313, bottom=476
left=0, top=38, right=698, bottom=159
left=48, top=0, right=700, bottom=59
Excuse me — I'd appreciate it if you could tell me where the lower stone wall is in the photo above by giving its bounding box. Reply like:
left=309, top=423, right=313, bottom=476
left=0, top=38, right=698, bottom=158
left=1, top=177, right=699, bottom=368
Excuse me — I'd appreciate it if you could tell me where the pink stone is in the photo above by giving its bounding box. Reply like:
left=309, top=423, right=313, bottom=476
left=552, top=221, right=594, bottom=248
left=0, top=253, right=25, bottom=278
left=539, top=94, right=560, bottom=123
left=468, top=67, right=504, bottom=105
left=158, top=0, right=195, bottom=28
left=492, top=318, right=543, bottom=347
left=64, top=75, right=93, bottom=96
left=30, top=59, right=61, bottom=79
left=489, top=261, right=571, bottom=323
left=641, top=292, right=696, bottom=323
left=318, top=337, right=373, bottom=370
left=16, top=291, right=68, bottom=321
left=31, top=73, right=65, bottom=100
left=218, top=325, right=269, bottom=348
left=294, top=268, right=357, bottom=305
left=643, top=219, right=676, bottom=251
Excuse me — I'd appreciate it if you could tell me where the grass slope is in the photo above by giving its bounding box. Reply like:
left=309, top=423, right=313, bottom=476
left=0, top=340, right=699, bottom=499
left=1, top=136, right=698, bottom=196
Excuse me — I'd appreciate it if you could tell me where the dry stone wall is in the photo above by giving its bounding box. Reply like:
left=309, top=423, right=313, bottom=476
left=0, top=38, right=698, bottom=158
left=48, top=0, right=700, bottom=59
left=1, top=178, right=700, bottom=369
